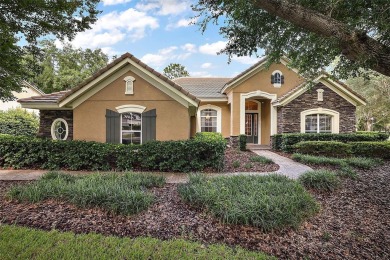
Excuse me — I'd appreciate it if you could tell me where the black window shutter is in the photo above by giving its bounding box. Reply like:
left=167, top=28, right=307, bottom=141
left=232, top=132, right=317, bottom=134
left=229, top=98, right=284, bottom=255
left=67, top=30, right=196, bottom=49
left=271, top=74, right=275, bottom=84
left=281, top=75, right=285, bottom=84
left=142, top=109, right=156, bottom=143
left=106, top=109, right=120, bottom=143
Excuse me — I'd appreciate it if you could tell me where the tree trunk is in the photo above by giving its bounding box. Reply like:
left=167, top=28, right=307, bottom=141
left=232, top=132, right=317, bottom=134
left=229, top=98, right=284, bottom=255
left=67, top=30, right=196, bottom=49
left=252, top=0, right=390, bottom=77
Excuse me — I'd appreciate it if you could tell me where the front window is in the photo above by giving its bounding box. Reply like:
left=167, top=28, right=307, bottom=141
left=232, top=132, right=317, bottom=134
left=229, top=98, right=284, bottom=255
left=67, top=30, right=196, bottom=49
left=200, top=109, right=217, bottom=132
left=305, top=114, right=332, bottom=133
left=121, top=112, right=141, bottom=144
left=274, top=72, right=281, bottom=84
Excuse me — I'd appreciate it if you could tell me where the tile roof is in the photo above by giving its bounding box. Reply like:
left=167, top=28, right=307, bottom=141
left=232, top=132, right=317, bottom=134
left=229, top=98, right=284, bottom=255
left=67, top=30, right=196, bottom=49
left=173, top=77, right=231, bottom=98
left=18, top=90, right=69, bottom=103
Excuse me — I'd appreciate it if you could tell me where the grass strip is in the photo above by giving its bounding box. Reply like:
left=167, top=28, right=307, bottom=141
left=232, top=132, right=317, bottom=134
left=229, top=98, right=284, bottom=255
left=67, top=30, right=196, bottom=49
left=8, top=172, right=165, bottom=215
left=178, top=174, right=319, bottom=231
left=0, top=224, right=273, bottom=260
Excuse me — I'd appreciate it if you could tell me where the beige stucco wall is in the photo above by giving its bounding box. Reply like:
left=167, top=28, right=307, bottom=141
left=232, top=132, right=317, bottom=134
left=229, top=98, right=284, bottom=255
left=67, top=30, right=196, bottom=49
left=73, top=70, right=190, bottom=143
left=229, top=63, right=304, bottom=137
left=198, top=101, right=231, bottom=138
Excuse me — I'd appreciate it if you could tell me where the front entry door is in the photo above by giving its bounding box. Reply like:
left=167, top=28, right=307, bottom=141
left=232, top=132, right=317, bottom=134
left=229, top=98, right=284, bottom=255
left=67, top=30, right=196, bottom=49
left=245, top=113, right=258, bottom=144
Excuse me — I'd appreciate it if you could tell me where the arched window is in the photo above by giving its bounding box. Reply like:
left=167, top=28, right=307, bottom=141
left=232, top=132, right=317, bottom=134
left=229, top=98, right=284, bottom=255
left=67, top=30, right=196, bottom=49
left=271, top=70, right=284, bottom=88
left=124, top=76, right=135, bottom=94
left=300, top=108, right=340, bottom=134
left=121, top=112, right=142, bottom=144
left=51, top=118, right=69, bottom=140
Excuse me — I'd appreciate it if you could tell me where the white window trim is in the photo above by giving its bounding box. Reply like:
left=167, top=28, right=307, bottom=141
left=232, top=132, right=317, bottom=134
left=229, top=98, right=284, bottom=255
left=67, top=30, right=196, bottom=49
left=272, top=70, right=283, bottom=88
left=300, top=108, right=340, bottom=133
left=51, top=118, right=69, bottom=140
left=317, top=88, right=324, bottom=101
left=116, top=104, right=146, bottom=114
left=197, top=104, right=222, bottom=133
left=124, top=76, right=135, bottom=95
left=120, top=112, right=142, bottom=145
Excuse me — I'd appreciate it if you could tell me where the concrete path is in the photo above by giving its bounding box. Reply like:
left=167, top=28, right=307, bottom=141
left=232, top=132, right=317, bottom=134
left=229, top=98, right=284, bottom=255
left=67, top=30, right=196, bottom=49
left=250, top=150, right=313, bottom=179
left=0, top=151, right=311, bottom=182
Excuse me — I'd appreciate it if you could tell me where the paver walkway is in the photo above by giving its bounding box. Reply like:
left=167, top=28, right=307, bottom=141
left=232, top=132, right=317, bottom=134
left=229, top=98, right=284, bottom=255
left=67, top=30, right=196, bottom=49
left=0, top=151, right=311, bottom=183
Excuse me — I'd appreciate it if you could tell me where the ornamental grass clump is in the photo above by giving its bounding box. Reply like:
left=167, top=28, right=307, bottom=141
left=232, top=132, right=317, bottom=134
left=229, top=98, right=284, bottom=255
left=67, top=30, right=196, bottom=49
left=178, top=174, right=319, bottom=231
left=8, top=172, right=165, bottom=215
left=299, top=170, right=341, bottom=192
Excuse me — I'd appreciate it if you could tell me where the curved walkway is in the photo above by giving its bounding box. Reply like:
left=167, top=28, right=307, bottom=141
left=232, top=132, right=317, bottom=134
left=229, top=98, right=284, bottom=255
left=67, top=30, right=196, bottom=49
left=0, top=151, right=312, bottom=183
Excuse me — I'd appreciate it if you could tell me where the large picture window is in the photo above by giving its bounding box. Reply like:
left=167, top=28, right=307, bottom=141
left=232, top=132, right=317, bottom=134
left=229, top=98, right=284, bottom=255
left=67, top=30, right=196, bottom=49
left=305, top=114, right=332, bottom=133
left=121, top=112, right=141, bottom=144
left=200, top=109, right=217, bottom=132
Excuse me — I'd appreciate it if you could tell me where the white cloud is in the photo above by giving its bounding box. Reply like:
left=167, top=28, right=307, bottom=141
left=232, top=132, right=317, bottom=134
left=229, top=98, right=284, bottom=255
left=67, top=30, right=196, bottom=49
left=166, top=17, right=198, bottom=30
left=102, top=0, right=132, bottom=6
left=231, top=55, right=260, bottom=65
left=199, top=41, right=227, bottom=55
left=201, top=62, right=212, bottom=69
left=181, top=43, right=197, bottom=53
left=141, top=45, right=192, bottom=67
left=69, top=8, right=158, bottom=49
left=136, top=0, right=189, bottom=16
left=101, top=47, right=120, bottom=57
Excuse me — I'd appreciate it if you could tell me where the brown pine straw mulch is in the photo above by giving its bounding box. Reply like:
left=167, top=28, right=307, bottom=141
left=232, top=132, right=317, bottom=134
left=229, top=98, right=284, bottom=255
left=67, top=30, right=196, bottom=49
left=223, top=148, right=279, bottom=172
left=0, top=162, right=389, bottom=259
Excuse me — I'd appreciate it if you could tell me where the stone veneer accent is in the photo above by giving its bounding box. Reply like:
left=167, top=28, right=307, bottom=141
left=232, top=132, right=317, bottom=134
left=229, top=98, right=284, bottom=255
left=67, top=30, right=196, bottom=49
left=38, top=110, right=73, bottom=140
left=277, top=83, right=356, bottom=133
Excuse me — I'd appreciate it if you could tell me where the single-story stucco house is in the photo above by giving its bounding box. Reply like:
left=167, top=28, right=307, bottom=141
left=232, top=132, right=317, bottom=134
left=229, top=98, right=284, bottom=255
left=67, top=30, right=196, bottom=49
left=18, top=52, right=366, bottom=146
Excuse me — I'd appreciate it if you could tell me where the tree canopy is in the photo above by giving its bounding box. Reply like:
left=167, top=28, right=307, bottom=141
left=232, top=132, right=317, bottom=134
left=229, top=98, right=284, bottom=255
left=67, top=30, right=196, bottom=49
left=163, top=63, right=190, bottom=79
left=27, top=40, right=109, bottom=94
left=194, top=0, right=390, bottom=78
left=0, top=0, right=100, bottom=101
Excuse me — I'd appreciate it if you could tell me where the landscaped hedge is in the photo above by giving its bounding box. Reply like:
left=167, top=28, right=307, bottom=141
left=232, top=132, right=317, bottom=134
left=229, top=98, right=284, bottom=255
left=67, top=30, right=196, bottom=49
left=0, top=133, right=226, bottom=172
left=294, top=141, right=351, bottom=158
left=271, top=133, right=389, bottom=153
left=293, top=140, right=390, bottom=159
left=0, top=108, right=39, bottom=137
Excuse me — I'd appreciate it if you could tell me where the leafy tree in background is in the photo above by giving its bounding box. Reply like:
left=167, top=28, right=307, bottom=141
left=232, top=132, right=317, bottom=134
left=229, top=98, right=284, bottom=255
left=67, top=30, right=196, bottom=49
left=0, top=0, right=100, bottom=101
left=348, top=76, right=390, bottom=132
left=27, top=40, right=109, bottom=93
left=163, top=63, right=190, bottom=80
left=194, top=0, right=390, bottom=79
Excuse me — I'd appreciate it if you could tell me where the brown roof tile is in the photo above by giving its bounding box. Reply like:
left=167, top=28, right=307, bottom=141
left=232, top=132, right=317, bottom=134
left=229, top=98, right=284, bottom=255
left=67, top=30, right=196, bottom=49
left=173, top=77, right=231, bottom=98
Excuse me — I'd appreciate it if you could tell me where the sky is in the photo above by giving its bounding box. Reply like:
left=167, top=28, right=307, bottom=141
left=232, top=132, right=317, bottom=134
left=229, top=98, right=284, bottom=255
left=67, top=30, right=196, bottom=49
left=57, top=0, right=264, bottom=78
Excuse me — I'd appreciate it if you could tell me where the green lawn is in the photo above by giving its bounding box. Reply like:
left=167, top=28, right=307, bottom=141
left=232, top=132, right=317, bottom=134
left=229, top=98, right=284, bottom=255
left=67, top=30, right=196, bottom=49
left=0, top=225, right=273, bottom=260
left=178, top=174, right=319, bottom=231
left=8, top=172, right=165, bottom=215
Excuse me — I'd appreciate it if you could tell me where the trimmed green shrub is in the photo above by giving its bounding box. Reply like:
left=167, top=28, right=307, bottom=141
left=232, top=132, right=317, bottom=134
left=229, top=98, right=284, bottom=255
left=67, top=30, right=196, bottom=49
left=294, top=141, right=351, bottom=157
left=350, top=141, right=390, bottom=159
left=270, top=134, right=283, bottom=150
left=8, top=172, right=165, bottom=215
left=238, top=134, right=247, bottom=151
left=299, top=170, right=341, bottom=191
left=178, top=174, right=319, bottom=231
left=0, top=134, right=226, bottom=172
left=279, top=133, right=388, bottom=153
left=0, top=108, right=39, bottom=137
left=249, top=155, right=273, bottom=164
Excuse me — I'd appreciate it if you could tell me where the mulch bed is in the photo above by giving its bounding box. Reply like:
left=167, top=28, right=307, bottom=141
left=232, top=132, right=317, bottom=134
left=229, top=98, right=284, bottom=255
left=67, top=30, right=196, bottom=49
left=223, top=148, right=279, bottom=172
left=0, top=162, right=389, bottom=259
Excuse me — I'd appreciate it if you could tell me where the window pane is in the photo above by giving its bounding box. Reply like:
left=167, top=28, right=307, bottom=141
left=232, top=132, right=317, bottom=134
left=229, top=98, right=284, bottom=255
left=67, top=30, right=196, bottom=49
left=201, top=109, right=217, bottom=117
left=319, top=114, right=332, bottom=133
left=201, top=126, right=217, bottom=132
left=305, top=115, right=318, bottom=133
left=122, top=132, right=141, bottom=145
left=245, top=114, right=252, bottom=135
left=54, top=121, right=67, bottom=140
left=274, top=73, right=281, bottom=84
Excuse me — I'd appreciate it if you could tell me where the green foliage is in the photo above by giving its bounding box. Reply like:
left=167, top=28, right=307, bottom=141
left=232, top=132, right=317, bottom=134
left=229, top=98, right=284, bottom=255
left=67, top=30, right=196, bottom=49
left=294, top=141, right=351, bottom=157
left=347, top=76, right=390, bottom=132
left=270, top=134, right=283, bottom=150
left=178, top=174, right=319, bottom=231
left=291, top=153, right=380, bottom=170
left=238, top=134, right=247, bottom=151
left=278, top=133, right=388, bottom=153
left=0, top=225, right=273, bottom=260
left=299, top=170, right=341, bottom=192
left=163, top=63, right=190, bottom=80
left=0, top=134, right=226, bottom=172
left=249, top=155, right=273, bottom=164
left=194, top=0, right=390, bottom=78
left=27, top=40, right=109, bottom=93
left=9, top=172, right=165, bottom=215
left=350, top=141, right=390, bottom=159
left=0, top=108, right=39, bottom=136
left=0, top=0, right=100, bottom=101
left=232, top=160, right=240, bottom=168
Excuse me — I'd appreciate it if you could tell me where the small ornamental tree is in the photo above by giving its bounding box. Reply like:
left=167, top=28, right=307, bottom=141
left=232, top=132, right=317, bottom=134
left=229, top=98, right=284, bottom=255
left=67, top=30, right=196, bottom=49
left=163, top=63, right=190, bottom=79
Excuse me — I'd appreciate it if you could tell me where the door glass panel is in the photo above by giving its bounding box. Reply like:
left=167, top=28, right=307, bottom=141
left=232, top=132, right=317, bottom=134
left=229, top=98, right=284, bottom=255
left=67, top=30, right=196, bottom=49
left=245, top=114, right=252, bottom=136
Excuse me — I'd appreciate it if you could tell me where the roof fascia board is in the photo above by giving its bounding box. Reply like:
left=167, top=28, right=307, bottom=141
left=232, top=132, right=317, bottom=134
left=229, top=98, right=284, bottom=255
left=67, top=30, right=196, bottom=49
left=59, top=59, right=129, bottom=107
left=20, top=103, right=71, bottom=110
left=199, top=98, right=228, bottom=102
